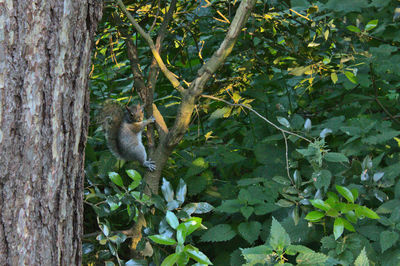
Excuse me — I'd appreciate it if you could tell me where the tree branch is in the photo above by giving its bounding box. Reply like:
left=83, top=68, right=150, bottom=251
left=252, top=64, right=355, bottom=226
left=116, top=0, right=185, bottom=93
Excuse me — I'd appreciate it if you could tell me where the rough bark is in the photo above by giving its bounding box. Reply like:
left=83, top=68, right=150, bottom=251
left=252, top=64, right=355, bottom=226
left=0, top=1, right=102, bottom=265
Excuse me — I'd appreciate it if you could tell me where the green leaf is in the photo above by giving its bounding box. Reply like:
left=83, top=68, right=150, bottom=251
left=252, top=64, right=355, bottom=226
left=310, top=199, right=331, bottom=211
left=161, top=253, right=180, bottom=266
left=216, top=199, right=242, bottom=214
left=296, top=251, right=328, bottom=265
left=305, top=211, right=325, bottom=222
left=161, top=178, right=174, bottom=203
left=182, top=202, right=214, bottom=215
left=355, top=206, right=380, bottom=219
left=365, top=19, right=378, bottom=31
left=176, top=179, right=187, bottom=204
left=238, top=221, right=262, bottom=244
left=313, top=170, right=332, bottom=190
left=209, top=107, right=231, bottom=120
left=149, top=235, right=177, bottom=245
left=176, top=217, right=202, bottom=243
left=240, top=206, right=254, bottom=220
left=269, top=217, right=291, bottom=250
left=200, top=224, right=236, bottom=242
left=331, top=72, right=338, bottom=84
left=336, top=185, right=354, bottom=203
left=347, top=25, right=361, bottom=33
left=345, top=71, right=357, bottom=84
left=380, top=231, right=399, bottom=253
left=342, top=218, right=355, bottom=232
left=108, top=172, right=124, bottom=188
left=324, top=152, right=348, bottom=163
left=354, top=247, right=369, bottom=266
left=166, top=211, right=179, bottom=229
left=126, top=169, right=141, bottom=181
left=277, top=116, right=290, bottom=128
left=334, top=218, right=345, bottom=240
left=185, top=245, right=213, bottom=265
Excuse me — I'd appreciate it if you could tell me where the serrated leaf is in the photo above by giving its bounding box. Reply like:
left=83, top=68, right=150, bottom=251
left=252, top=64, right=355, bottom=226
left=305, top=211, right=325, bottom=222
left=241, top=245, right=274, bottom=264
left=185, top=245, right=212, bottom=265
left=347, top=25, right=361, bottom=33
left=380, top=231, right=399, bottom=253
left=176, top=179, right=187, bottom=204
left=240, top=206, right=254, bottom=220
left=239, top=221, right=262, bottom=244
left=149, top=235, right=177, bottom=245
left=345, top=71, right=357, bottom=84
left=336, top=185, right=354, bottom=203
left=161, top=178, right=174, bottom=203
left=108, top=172, right=124, bottom=188
left=200, top=224, right=236, bottom=242
left=269, top=217, right=290, bottom=250
left=354, top=247, right=369, bottom=266
left=296, top=251, right=328, bottom=265
left=324, top=152, right=348, bottom=163
left=165, top=211, right=179, bottom=229
left=277, top=116, right=290, bottom=128
left=334, top=218, right=345, bottom=240
left=365, top=19, right=378, bottom=31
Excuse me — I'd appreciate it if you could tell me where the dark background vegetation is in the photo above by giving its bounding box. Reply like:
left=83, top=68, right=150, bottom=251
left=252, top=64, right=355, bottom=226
left=83, top=0, right=400, bottom=265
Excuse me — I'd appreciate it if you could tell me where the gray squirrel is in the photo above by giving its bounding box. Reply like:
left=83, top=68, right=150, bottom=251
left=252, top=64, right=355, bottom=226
left=101, top=101, right=156, bottom=171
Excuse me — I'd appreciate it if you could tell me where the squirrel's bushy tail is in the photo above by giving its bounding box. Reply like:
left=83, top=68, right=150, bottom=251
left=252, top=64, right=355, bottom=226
left=99, top=100, right=124, bottom=159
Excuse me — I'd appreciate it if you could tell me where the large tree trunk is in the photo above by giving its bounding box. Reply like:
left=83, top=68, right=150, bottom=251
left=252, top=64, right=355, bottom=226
left=0, top=1, right=102, bottom=265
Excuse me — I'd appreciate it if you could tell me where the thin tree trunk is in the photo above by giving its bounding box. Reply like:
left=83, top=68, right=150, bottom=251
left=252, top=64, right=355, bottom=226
left=0, top=1, right=102, bottom=265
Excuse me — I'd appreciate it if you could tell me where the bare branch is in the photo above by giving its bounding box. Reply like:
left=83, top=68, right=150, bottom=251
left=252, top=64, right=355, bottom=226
left=200, top=94, right=312, bottom=143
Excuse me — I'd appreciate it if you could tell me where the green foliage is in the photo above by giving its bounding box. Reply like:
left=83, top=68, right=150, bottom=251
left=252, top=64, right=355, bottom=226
left=85, top=0, right=400, bottom=264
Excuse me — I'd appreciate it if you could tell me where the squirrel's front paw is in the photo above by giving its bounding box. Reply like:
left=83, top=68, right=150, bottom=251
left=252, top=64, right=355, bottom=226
left=148, top=116, right=155, bottom=123
left=143, top=160, right=156, bottom=171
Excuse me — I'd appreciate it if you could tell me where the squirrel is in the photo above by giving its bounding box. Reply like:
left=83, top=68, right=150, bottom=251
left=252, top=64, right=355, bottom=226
left=101, top=101, right=156, bottom=171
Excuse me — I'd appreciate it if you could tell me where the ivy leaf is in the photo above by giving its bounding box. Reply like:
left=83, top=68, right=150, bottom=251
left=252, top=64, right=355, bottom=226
left=149, top=235, right=177, bottom=245
left=354, top=247, right=370, bottom=266
left=200, top=224, right=236, bottom=242
left=380, top=231, right=399, bottom=253
left=365, top=19, right=378, bottom=31
left=269, top=217, right=290, bottom=250
left=334, top=218, right=345, bottom=240
left=108, top=172, right=124, bottom=188
left=336, top=185, right=354, bottom=203
left=238, top=221, right=262, bottom=244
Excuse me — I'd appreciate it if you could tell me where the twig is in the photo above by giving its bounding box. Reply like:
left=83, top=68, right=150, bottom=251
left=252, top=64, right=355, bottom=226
left=370, top=64, right=400, bottom=125
left=201, top=94, right=312, bottom=143
left=282, top=131, right=294, bottom=185
left=115, top=0, right=185, bottom=93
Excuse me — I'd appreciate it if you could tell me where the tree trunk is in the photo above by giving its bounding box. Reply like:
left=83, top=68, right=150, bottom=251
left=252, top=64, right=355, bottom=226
left=0, top=1, right=102, bottom=265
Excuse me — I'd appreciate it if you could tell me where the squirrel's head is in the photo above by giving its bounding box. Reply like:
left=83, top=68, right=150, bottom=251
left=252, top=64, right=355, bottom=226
left=124, top=104, right=144, bottom=123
